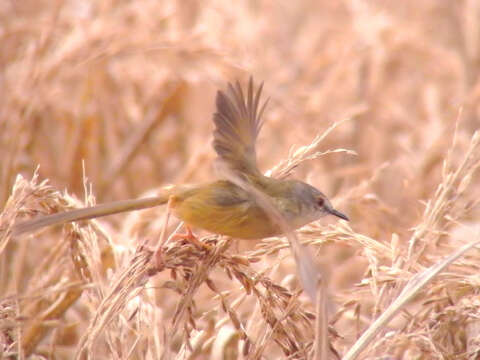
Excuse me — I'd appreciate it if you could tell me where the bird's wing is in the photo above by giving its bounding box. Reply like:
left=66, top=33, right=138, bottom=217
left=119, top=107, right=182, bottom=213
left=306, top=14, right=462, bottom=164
left=213, top=77, right=269, bottom=178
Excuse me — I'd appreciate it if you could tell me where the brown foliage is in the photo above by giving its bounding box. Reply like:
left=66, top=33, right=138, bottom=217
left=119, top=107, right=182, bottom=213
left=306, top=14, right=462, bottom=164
left=1, top=1, right=480, bottom=359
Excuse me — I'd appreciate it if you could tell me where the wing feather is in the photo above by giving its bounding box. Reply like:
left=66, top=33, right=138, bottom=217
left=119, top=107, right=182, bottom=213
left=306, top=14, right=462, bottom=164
left=213, top=77, right=269, bottom=177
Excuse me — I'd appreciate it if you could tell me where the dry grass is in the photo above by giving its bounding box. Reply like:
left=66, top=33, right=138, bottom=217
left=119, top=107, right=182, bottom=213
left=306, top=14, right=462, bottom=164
left=2, top=1, right=480, bottom=359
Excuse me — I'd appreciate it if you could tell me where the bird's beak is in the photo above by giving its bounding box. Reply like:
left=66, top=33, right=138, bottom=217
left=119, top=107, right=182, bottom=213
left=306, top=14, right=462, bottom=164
left=328, top=208, right=349, bottom=221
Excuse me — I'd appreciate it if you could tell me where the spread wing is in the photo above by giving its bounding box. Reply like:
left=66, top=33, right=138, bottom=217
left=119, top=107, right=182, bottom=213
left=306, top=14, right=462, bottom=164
left=213, top=77, right=269, bottom=178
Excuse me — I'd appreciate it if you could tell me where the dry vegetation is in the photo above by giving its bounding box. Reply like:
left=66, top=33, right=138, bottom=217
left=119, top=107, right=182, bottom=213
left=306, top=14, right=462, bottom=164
left=2, top=1, right=480, bottom=359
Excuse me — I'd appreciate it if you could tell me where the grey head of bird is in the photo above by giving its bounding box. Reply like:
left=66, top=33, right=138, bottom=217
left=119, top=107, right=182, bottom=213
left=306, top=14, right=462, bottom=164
left=285, top=180, right=349, bottom=229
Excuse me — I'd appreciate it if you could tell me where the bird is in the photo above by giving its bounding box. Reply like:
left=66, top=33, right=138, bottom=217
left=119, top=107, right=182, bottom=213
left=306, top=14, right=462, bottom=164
left=13, top=77, right=348, bottom=239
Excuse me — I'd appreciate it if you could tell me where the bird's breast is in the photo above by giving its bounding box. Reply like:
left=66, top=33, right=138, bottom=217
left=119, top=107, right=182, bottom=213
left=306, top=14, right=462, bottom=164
left=171, top=181, right=281, bottom=239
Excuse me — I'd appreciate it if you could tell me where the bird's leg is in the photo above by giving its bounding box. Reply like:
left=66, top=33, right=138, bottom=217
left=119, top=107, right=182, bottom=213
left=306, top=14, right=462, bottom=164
left=153, top=196, right=211, bottom=270
left=171, top=225, right=212, bottom=251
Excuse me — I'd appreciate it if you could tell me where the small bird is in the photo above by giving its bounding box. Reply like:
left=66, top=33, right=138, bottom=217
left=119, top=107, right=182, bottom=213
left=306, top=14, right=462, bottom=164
left=13, top=78, right=348, bottom=238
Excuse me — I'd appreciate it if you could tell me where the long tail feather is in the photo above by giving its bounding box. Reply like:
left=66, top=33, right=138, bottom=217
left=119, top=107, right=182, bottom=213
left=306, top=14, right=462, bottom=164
left=13, top=195, right=170, bottom=236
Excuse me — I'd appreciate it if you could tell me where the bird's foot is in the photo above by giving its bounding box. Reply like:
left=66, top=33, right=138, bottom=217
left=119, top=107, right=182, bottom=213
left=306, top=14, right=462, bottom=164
left=172, top=226, right=212, bottom=251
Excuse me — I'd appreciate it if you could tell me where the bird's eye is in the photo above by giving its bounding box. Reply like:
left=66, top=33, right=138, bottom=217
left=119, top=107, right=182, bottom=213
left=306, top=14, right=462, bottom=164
left=317, top=198, right=324, bottom=207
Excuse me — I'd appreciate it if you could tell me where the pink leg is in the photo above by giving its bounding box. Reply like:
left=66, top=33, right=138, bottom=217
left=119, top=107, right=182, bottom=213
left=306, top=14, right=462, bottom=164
left=154, top=196, right=210, bottom=270
left=171, top=225, right=211, bottom=250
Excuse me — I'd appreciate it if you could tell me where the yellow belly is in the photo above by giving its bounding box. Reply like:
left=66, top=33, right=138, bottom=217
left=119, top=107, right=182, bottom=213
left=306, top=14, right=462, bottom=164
left=171, top=181, right=280, bottom=239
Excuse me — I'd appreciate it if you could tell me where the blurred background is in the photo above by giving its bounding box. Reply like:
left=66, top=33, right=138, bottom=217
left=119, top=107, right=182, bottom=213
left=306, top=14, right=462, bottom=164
left=2, top=0, right=480, bottom=358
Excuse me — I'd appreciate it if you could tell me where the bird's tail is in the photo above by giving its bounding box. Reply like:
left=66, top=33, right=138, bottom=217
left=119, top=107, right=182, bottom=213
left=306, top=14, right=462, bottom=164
left=13, top=192, right=172, bottom=236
